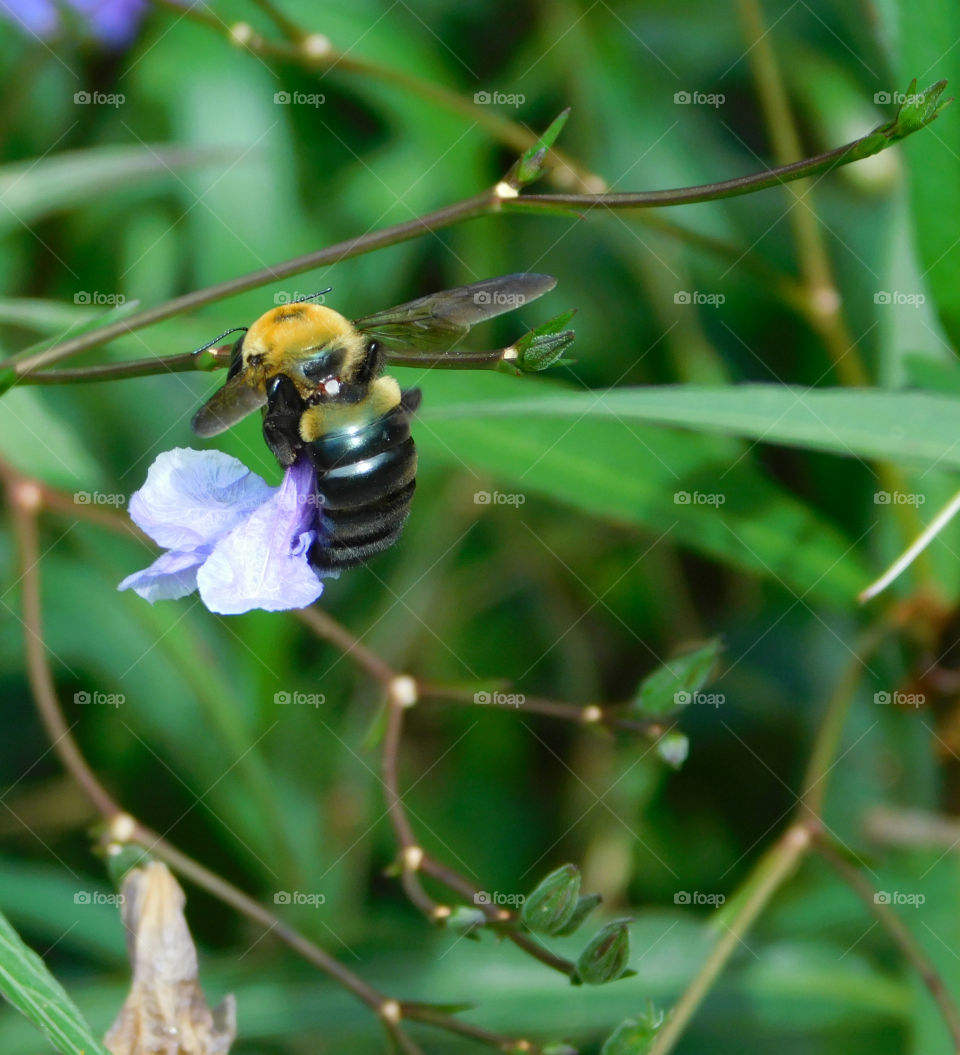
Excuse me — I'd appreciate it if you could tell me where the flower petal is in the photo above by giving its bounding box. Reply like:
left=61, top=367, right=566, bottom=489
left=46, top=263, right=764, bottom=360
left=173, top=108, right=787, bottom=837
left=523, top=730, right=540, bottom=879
left=118, top=548, right=208, bottom=603
left=129, top=448, right=275, bottom=552
left=195, top=458, right=323, bottom=615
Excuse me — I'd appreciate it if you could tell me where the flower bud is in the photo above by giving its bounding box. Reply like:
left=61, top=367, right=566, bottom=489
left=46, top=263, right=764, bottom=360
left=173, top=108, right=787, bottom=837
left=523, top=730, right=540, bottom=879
left=576, top=918, right=631, bottom=985
left=522, top=864, right=581, bottom=934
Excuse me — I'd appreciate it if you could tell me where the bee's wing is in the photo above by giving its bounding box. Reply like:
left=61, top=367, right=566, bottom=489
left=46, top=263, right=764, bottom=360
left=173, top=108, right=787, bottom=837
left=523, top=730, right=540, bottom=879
left=353, top=273, right=556, bottom=355
left=192, top=375, right=267, bottom=437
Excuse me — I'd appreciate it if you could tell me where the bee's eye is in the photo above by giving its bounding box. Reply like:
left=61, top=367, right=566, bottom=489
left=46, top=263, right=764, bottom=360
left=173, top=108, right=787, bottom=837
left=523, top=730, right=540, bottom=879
left=302, top=347, right=344, bottom=382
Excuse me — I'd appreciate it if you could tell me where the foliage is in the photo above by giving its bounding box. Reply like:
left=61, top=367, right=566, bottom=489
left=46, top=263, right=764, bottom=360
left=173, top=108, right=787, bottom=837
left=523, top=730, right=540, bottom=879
left=1, top=1, right=960, bottom=1053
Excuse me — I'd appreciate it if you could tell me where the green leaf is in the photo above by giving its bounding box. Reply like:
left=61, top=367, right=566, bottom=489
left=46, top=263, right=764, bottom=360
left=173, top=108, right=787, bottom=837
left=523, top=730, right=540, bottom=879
left=632, top=639, right=721, bottom=716
left=0, top=145, right=231, bottom=236
left=0, top=388, right=102, bottom=489
left=429, top=384, right=960, bottom=469
left=0, top=908, right=111, bottom=1055
left=508, top=109, right=571, bottom=187
left=414, top=373, right=869, bottom=604
left=898, top=6, right=960, bottom=347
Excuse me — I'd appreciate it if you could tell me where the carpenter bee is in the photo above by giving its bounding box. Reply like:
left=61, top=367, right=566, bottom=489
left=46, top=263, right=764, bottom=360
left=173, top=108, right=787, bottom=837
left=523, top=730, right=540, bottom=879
left=192, top=274, right=556, bottom=572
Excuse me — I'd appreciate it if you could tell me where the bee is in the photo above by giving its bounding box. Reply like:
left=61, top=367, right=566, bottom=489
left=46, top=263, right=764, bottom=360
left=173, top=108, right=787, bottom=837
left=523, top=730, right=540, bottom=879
left=192, top=274, right=556, bottom=572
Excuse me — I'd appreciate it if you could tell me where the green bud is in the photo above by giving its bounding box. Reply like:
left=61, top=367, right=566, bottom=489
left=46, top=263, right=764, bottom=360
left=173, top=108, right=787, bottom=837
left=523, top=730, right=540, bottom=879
left=522, top=864, right=581, bottom=934
left=890, top=78, right=951, bottom=138
left=601, top=1003, right=666, bottom=1055
left=509, top=109, right=571, bottom=188
left=542, top=1045, right=579, bottom=1055
left=553, top=892, right=603, bottom=936
left=656, top=732, right=689, bottom=770
left=513, top=309, right=577, bottom=373
left=575, top=919, right=631, bottom=985
left=631, top=638, right=721, bottom=716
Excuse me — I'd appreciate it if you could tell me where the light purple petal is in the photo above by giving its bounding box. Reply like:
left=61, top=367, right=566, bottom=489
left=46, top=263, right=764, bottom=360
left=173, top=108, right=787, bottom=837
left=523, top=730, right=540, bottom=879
left=67, top=0, right=146, bottom=45
left=195, top=458, right=323, bottom=615
left=117, top=547, right=208, bottom=602
left=128, top=448, right=275, bottom=552
left=0, top=0, right=60, bottom=37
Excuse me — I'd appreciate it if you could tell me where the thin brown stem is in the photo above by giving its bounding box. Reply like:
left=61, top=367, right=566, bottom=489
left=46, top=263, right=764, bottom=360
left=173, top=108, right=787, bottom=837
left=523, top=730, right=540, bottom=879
left=8, top=484, right=121, bottom=820
left=0, top=114, right=920, bottom=380
left=815, top=835, right=960, bottom=1052
left=148, top=0, right=602, bottom=194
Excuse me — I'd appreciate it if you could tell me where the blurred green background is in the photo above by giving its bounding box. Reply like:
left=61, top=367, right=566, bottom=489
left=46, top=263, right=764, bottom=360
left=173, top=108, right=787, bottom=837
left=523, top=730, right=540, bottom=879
left=2, top=0, right=960, bottom=1052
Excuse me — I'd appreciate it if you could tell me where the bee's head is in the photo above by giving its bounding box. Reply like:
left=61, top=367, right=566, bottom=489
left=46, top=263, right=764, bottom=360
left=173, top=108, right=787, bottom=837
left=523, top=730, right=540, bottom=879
left=238, top=303, right=366, bottom=394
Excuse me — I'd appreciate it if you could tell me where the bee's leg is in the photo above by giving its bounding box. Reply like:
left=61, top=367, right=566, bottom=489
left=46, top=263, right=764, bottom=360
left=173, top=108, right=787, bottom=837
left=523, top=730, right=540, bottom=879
left=263, top=374, right=305, bottom=467
left=353, top=339, right=386, bottom=385
left=400, top=387, right=422, bottom=414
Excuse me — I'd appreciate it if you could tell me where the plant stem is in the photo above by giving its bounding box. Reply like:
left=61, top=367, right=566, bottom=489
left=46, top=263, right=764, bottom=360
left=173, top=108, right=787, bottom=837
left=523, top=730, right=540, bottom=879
left=18, top=345, right=231, bottom=384
left=736, top=0, right=868, bottom=389
left=3, top=191, right=495, bottom=375
left=2, top=120, right=915, bottom=379
left=647, top=825, right=812, bottom=1055
left=815, top=834, right=960, bottom=1051
left=148, top=0, right=603, bottom=194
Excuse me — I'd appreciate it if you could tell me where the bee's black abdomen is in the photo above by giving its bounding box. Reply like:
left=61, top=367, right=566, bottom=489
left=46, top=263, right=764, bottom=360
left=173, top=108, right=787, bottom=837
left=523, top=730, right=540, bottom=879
left=307, top=392, right=420, bottom=572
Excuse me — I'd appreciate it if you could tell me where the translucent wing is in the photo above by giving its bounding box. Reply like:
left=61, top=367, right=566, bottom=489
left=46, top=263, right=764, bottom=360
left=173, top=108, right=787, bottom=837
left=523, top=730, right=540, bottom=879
left=354, top=273, right=556, bottom=356
left=192, top=375, right=267, bottom=437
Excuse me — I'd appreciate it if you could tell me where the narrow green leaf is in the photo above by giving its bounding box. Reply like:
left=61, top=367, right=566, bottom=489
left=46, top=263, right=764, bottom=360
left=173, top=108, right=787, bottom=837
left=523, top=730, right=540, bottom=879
left=633, top=639, right=722, bottom=716
left=0, top=908, right=111, bottom=1055
left=429, top=384, right=960, bottom=469
left=0, top=145, right=232, bottom=235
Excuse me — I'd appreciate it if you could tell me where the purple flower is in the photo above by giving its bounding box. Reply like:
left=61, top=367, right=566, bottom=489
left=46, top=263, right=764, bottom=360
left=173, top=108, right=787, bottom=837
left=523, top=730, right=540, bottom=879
left=1, top=0, right=147, bottom=47
left=119, top=448, right=327, bottom=616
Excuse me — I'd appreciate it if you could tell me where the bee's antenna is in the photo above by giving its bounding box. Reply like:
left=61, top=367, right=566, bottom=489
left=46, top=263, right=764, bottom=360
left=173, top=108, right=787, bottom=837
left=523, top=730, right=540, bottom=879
left=293, top=287, right=333, bottom=304
left=190, top=327, right=248, bottom=356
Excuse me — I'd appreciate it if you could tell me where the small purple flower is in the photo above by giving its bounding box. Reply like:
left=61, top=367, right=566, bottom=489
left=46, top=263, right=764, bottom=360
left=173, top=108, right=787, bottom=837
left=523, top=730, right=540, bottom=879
left=1, top=0, right=147, bottom=47
left=119, top=448, right=327, bottom=616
